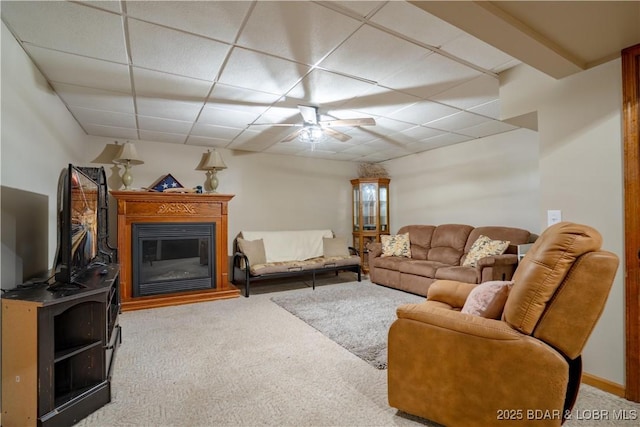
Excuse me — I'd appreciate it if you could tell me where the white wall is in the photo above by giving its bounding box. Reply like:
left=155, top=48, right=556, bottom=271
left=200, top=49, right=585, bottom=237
left=84, top=137, right=358, bottom=253
left=1, top=22, right=87, bottom=288
left=501, top=60, right=625, bottom=385
left=383, top=128, right=540, bottom=234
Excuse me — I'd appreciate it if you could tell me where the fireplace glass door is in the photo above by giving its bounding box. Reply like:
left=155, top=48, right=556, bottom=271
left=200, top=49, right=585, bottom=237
left=132, top=223, right=216, bottom=297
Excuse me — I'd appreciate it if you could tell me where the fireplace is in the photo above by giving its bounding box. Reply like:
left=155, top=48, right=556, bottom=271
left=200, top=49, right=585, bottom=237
left=111, top=191, right=239, bottom=311
left=132, top=222, right=216, bottom=297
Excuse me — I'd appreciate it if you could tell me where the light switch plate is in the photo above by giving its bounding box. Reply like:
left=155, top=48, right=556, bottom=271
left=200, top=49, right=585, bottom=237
left=547, top=210, right=562, bottom=226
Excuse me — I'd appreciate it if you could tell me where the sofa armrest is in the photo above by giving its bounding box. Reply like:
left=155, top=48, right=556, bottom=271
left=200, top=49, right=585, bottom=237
left=476, top=253, right=518, bottom=267
left=368, top=242, right=382, bottom=258
left=426, top=280, right=476, bottom=309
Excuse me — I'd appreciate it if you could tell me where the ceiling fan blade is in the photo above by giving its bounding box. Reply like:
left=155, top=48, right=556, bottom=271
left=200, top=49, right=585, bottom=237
left=323, top=127, right=351, bottom=142
left=248, top=123, right=301, bottom=127
left=281, top=128, right=304, bottom=142
left=321, top=117, right=376, bottom=127
left=298, top=105, right=319, bottom=124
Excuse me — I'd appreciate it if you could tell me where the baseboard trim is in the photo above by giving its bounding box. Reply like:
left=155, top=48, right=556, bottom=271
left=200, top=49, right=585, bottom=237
left=582, top=372, right=625, bottom=397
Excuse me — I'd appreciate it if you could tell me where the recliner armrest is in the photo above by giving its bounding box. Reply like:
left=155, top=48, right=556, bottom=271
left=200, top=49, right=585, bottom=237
left=476, top=253, right=518, bottom=268
left=426, top=280, right=476, bottom=308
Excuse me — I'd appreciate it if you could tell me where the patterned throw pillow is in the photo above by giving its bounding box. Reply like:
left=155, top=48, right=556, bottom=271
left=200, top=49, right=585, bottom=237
left=461, top=280, right=513, bottom=319
left=381, top=233, right=412, bottom=258
left=462, top=235, right=510, bottom=267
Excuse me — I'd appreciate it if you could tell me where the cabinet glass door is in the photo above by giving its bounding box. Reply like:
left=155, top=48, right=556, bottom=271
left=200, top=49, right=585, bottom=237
left=362, top=183, right=377, bottom=230
left=353, top=186, right=360, bottom=231
left=379, top=185, right=388, bottom=232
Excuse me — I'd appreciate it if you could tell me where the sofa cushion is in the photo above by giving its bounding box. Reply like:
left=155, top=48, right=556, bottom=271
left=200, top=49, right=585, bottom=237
left=434, top=265, right=480, bottom=284
left=381, top=233, right=412, bottom=258
left=250, top=255, right=359, bottom=276
left=461, top=280, right=513, bottom=319
left=398, top=225, right=436, bottom=260
left=462, top=235, right=510, bottom=267
left=323, top=237, right=350, bottom=257
left=371, top=255, right=407, bottom=270
left=237, top=238, right=266, bottom=267
left=399, top=260, right=448, bottom=278
left=427, top=224, right=473, bottom=265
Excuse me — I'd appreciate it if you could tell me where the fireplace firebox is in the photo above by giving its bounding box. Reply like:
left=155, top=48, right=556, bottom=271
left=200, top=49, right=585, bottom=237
left=132, top=222, right=216, bottom=297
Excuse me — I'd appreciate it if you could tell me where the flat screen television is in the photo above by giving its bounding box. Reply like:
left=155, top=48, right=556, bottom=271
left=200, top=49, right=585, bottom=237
left=53, top=164, right=102, bottom=286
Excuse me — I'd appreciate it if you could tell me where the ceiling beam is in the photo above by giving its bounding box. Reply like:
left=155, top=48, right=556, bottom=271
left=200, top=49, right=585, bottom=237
left=410, top=1, right=585, bottom=79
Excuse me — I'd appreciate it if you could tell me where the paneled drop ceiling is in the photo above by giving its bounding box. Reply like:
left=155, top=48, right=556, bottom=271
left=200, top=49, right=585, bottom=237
left=2, top=1, right=639, bottom=163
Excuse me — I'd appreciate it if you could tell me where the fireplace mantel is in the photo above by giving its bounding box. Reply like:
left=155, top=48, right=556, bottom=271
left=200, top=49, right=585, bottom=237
left=111, top=191, right=240, bottom=311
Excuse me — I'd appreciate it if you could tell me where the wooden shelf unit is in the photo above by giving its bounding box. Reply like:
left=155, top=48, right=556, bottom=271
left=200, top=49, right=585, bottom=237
left=111, top=191, right=240, bottom=311
left=1, top=264, right=121, bottom=427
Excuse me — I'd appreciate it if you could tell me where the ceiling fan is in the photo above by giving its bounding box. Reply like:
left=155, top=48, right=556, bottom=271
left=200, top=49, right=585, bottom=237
left=250, top=105, right=376, bottom=143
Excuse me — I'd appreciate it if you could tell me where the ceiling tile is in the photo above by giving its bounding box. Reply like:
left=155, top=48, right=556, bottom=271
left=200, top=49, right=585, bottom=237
left=370, top=1, right=462, bottom=48
left=425, top=111, right=492, bottom=132
left=83, top=124, right=138, bottom=139
left=126, top=1, right=251, bottom=43
left=327, top=1, right=385, bottom=18
left=457, top=120, right=519, bottom=138
left=429, top=74, right=499, bottom=111
left=24, top=44, right=132, bottom=93
left=238, top=1, right=361, bottom=65
left=197, top=106, right=262, bottom=129
left=139, top=130, right=187, bottom=144
left=190, top=123, right=244, bottom=140
left=69, top=106, right=137, bottom=129
left=133, top=68, right=212, bottom=101
left=2, top=1, right=127, bottom=62
left=208, top=84, right=281, bottom=112
left=217, top=47, right=310, bottom=95
left=468, top=99, right=501, bottom=119
left=388, top=100, right=460, bottom=125
left=135, top=97, right=203, bottom=122
left=339, top=87, right=420, bottom=117
left=441, top=34, right=519, bottom=72
left=128, top=19, right=231, bottom=81
left=138, top=115, right=193, bottom=134
left=379, top=52, right=482, bottom=99
left=406, top=132, right=474, bottom=152
left=77, top=1, right=122, bottom=14
left=286, top=69, right=375, bottom=107
left=52, top=82, right=135, bottom=113
left=185, top=135, right=230, bottom=149
left=319, top=24, right=430, bottom=83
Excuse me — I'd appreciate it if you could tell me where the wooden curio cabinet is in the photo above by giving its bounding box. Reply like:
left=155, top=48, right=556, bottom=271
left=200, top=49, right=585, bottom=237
left=351, top=178, right=390, bottom=272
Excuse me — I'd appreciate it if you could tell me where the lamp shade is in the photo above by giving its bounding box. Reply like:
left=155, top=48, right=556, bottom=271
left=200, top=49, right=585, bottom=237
left=114, top=142, right=144, bottom=165
left=196, top=149, right=227, bottom=171
left=91, top=141, right=123, bottom=164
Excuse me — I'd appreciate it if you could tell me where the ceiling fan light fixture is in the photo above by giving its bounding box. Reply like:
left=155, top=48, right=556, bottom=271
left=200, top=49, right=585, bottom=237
left=298, top=125, right=324, bottom=143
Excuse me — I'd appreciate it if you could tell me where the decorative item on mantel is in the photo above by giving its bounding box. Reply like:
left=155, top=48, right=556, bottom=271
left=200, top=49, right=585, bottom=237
left=113, top=141, right=144, bottom=190
left=148, top=174, right=184, bottom=192
left=357, top=162, right=389, bottom=178
left=195, top=148, right=227, bottom=193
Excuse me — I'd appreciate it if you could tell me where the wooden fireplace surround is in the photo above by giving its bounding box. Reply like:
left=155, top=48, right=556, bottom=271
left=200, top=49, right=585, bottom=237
left=111, top=191, right=239, bottom=311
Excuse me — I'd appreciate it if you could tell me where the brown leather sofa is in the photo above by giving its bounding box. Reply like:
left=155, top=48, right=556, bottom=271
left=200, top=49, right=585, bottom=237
left=368, top=224, right=534, bottom=296
left=387, top=222, right=619, bottom=426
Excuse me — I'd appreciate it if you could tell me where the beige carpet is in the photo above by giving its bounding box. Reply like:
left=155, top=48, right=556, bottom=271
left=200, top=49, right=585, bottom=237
left=77, top=276, right=639, bottom=427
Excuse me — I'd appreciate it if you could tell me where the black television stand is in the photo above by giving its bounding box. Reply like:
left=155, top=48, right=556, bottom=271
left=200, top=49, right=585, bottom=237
left=1, top=263, right=121, bottom=427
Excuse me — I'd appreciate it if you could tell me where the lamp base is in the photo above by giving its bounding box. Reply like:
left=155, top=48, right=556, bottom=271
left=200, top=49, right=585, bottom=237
left=122, top=164, right=133, bottom=190
left=205, top=170, right=219, bottom=193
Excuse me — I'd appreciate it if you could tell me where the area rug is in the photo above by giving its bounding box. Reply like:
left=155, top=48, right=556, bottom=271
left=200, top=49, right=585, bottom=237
left=270, top=281, right=425, bottom=369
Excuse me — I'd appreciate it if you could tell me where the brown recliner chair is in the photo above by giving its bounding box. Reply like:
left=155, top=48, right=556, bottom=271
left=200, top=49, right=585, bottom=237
left=388, top=222, right=619, bottom=426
